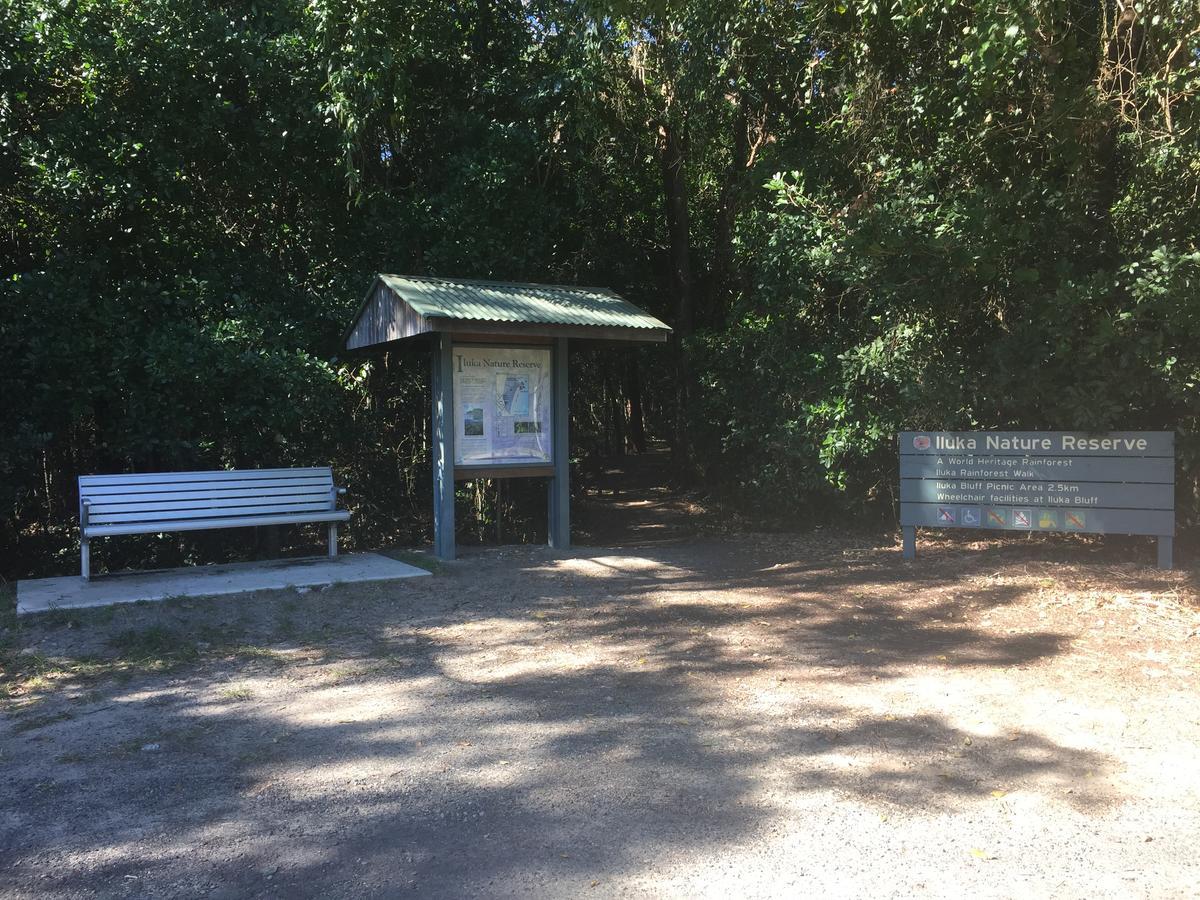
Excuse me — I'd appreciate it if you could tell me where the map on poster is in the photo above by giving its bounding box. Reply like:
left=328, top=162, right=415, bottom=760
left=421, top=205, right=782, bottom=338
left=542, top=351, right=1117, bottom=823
left=453, top=345, right=553, bottom=466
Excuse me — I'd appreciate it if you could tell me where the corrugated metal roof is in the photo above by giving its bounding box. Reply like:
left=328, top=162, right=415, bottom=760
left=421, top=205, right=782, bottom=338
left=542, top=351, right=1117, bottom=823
left=377, top=275, right=670, bottom=332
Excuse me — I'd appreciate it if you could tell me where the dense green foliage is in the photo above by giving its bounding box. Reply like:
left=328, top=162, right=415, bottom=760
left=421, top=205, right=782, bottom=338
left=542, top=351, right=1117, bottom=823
left=2, top=1, right=1198, bottom=576
left=695, top=1, right=1200, bottom=521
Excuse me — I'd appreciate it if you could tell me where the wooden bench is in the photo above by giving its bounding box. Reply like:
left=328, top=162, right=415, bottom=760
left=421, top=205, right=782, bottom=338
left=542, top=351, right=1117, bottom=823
left=78, top=467, right=349, bottom=581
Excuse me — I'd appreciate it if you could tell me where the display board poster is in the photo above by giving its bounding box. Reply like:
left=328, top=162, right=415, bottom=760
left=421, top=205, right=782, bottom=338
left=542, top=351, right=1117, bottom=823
left=453, top=345, right=553, bottom=466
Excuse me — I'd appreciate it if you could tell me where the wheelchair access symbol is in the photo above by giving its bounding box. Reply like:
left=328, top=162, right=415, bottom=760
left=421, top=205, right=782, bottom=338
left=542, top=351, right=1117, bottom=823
left=961, top=507, right=981, bottom=527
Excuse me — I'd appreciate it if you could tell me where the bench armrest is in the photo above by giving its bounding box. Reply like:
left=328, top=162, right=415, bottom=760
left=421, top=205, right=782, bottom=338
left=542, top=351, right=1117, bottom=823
left=80, top=499, right=91, bottom=529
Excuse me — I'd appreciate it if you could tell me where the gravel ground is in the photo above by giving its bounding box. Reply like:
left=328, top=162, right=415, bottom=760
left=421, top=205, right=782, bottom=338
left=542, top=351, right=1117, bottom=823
left=2, top=533, right=1199, bottom=898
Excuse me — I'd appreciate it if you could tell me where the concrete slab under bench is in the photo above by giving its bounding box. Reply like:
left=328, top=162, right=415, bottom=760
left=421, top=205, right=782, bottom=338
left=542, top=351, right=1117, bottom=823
left=16, top=552, right=430, bottom=615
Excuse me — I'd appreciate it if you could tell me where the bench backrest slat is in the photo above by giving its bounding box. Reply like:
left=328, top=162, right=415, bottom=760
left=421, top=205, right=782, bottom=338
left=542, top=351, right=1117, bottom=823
left=83, top=485, right=333, bottom=507
left=80, top=468, right=336, bottom=527
left=79, top=468, right=331, bottom=487
left=79, top=477, right=332, bottom=497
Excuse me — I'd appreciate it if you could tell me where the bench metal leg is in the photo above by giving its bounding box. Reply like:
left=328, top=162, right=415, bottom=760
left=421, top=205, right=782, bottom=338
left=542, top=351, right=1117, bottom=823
left=902, top=526, right=916, bottom=560
left=328, top=523, right=338, bottom=558
left=1157, top=535, right=1173, bottom=570
left=81, top=538, right=90, bottom=581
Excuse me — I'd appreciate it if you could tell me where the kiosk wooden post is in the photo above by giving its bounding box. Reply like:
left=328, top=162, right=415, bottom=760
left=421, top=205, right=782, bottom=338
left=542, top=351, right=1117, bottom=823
left=548, top=337, right=570, bottom=550
left=1157, top=535, right=1173, bottom=570
left=432, top=332, right=457, bottom=560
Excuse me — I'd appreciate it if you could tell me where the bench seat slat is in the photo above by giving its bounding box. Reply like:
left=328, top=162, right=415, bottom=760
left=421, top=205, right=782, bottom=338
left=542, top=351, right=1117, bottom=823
left=89, top=500, right=338, bottom=525
left=86, top=490, right=334, bottom=514
left=83, top=509, right=350, bottom=537
left=80, top=477, right=332, bottom=497
left=79, top=467, right=332, bottom=487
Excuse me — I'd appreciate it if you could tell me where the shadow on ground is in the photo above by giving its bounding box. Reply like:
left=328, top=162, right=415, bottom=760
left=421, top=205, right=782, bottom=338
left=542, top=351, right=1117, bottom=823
left=4, top=528, right=1167, bottom=898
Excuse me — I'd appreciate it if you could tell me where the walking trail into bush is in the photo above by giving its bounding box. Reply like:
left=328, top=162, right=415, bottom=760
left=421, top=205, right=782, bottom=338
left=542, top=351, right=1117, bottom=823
left=2, top=465, right=1199, bottom=898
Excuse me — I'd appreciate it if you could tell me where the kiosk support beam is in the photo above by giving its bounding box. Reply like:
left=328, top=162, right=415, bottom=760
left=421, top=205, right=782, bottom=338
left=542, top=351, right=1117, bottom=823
left=548, top=338, right=570, bottom=550
left=902, top=526, right=916, bottom=560
left=432, top=332, right=456, bottom=560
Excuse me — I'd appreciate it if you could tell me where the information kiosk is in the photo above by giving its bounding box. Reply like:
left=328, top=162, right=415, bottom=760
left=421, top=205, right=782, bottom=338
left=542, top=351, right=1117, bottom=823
left=343, top=275, right=671, bottom=559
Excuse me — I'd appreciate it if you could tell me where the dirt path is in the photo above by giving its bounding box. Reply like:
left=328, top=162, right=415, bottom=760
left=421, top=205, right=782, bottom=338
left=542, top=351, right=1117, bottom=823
left=2, top=529, right=1198, bottom=898
left=574, top=446, right=708, bottom=546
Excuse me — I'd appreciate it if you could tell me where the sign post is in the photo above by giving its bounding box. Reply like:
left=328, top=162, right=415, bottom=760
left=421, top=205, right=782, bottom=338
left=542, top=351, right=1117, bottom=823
left=548, top=338, right=570, bottom=549
left=431, top=333, right=456, bottom=560
left=898, top=431, right=1175, bottom=568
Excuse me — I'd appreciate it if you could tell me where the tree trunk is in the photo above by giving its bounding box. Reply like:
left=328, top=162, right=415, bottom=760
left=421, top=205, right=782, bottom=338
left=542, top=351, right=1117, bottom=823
left=608, top=357, right=627, bottom=457
left=661, top=122, right=695, bottom=335
left=1103, top=2, right=1143, bottom=109
left=708, top=97, right=749, bottom=322
left=660, top=121, right=696, bottom=473
left=625, top=349, right=646, bottom=454
left=1094, top=3, right=1146, bottom=237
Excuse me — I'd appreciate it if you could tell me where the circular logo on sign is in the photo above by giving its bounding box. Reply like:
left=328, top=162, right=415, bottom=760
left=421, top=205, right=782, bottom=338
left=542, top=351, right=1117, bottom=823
left=912, top=435, right=931, bottom=450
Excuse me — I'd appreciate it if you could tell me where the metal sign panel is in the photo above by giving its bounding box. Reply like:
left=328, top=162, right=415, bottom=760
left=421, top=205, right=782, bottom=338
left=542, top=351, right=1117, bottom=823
left=898, top=480, right=1174, bottom=511
left=899, top=503, right=1174, bottom=537
left=901, top=431, right=1175, bottom=457
left=899, top=456, right=1175, bottom=483
left=898, top=431, right=1176, bottom=564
